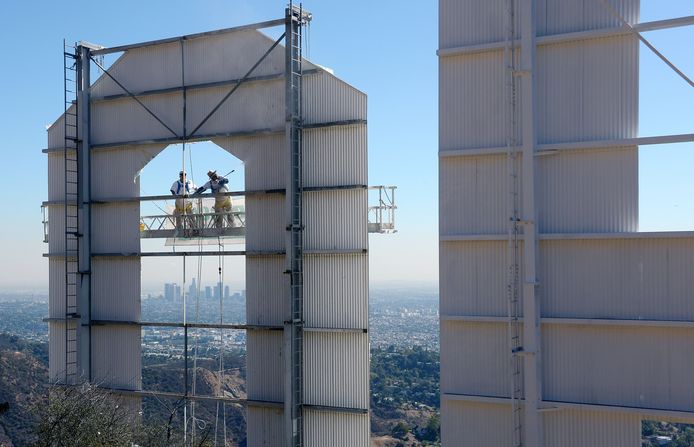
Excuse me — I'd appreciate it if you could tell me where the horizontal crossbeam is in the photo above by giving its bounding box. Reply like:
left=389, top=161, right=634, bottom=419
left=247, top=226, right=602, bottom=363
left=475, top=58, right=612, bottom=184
left=42, top=184, right=368, bottom=206
left=42, top=119, right=367, bottom=153
left=92, top=69, right=320, bottom=102
left=43, top=248, right=368, bottom=258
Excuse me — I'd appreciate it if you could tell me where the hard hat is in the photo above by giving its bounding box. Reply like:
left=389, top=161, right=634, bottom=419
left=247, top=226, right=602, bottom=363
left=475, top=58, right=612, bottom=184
left=207, top=170, right=217, bottom=179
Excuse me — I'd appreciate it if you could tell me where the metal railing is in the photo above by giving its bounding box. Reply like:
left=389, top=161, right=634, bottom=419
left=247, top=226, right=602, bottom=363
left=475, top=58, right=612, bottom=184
left=139, top=197, right=245, bottom=238
left=41, top=205, right=49, bottom=243
left=368, top=186, right=397, bottom=234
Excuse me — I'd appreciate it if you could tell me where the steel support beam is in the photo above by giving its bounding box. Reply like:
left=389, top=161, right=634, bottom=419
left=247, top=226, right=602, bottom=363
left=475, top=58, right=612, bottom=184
left=437, top=15, right=694, bottom=57
left=91, top=18, right=287, bottom=56
left=438, top=133, right=694, bottom=158
left=519, top=1, right=543, bottom=445
left=41, top=119, right=367, bottom=153
left=43, top=248, right=368, bottom=258
left=441, top=393, right=694, bottom=423
left=76, top=45, right=92, bottom=382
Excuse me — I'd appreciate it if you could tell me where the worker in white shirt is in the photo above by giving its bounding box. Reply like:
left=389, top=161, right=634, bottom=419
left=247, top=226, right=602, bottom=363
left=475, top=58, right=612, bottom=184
left=195, top=170, right=233, bottom=228
left=170, top=171, right=197, bottom=229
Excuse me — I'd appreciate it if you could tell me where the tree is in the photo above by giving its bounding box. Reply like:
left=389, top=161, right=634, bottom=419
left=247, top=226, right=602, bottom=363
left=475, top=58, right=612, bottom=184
left=32, top=384, right=213, bottom=447
left=420, top=413, right=441, bottom=443
left=32, top=384, right=136, bottom=447
left=392, top=421, right=410, bottom=440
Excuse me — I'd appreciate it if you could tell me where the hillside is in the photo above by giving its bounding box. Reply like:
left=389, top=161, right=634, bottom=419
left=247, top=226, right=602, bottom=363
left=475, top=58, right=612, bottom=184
left=0, top=333, right=48, bottom=447
left=142, top=354, right=248, bottom=446
left=370, top=346, right=440, bottom=446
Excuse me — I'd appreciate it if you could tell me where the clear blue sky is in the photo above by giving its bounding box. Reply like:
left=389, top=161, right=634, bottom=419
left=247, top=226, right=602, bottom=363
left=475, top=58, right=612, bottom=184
left=0, top=1, right=691, bottom=292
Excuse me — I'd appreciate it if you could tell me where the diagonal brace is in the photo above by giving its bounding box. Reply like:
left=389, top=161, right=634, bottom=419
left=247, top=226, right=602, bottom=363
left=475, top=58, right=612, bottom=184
left=90, top=56, right=182, bottom=138
left=188, top=32, right=286, bottom=138
left=600, top=0, right=694, bottom=88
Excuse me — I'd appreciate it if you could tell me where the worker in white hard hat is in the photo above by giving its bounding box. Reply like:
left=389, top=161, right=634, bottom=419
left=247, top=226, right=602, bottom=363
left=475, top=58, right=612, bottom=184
left=195, top=170, right=233, bottom=228
left=170, top=171, right=197, bottom=230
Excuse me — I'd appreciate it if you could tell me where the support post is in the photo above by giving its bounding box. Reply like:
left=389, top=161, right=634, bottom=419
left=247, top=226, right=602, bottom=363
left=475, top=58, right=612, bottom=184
left=77, top=44, right=92, bottom=381
left=519, top=0, right=543, bottom=445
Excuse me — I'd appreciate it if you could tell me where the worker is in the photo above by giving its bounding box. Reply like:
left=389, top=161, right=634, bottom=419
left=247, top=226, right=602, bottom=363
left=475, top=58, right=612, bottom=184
left=170, top=171, right=197, bottom=230
left=195, top=170, right=233, bottom=228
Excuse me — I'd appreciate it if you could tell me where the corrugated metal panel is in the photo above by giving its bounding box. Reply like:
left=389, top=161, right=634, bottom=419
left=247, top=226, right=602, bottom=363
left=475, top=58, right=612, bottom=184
left=245, top=195, right=284, bottom=251
left=543, top=409, right=640, bottom=447
left=304, top=253, right=368, bottom=329
left=90, top=28, right=297, bottom=99
left=303, top=71, right=366, bottom=124
left=46, top=105, right=76, bottom=150
left=92, top=257, right=141, bottom=321
left=49, top=258, right=66, bottom=318
left=48, top=321, right=66, bottom=382
left=303, top=189, right=367, bottom=251
left=304, top=332, right=369, bottom=408
left=92, top=145, right=164, bottom=200
left=439, top=0, right=508, bottom=48
left=541, top=238, right=694, bottom=320
left=183, top=30, right=285, bottom=86
left=439, top=155, right=508, bottom=235
left=543, top=324, right=694, bottom=411
left=537, top=35, right=638, bottom=144
left=537, top=0, right=639, bottom=36
left=246, top=330, right=283, bottom=402
left=47, top=152, right=71, bottom=201
left=91, top=93, right=184, bottom=145
left=439, top=0, right=639, bottom=48
left=439, top=241, right=508, bottom=318
left=213, top=134, right=285, bottom=191
left=441, top=148, right=638, bottom=235
left=304, top=409, right=369, bottom=447
left=439, top=52, right=506, bottom=151
left=246, top=406, right=284, bottom=447
left=91, top=325, right=141, bottom=390
left=441, top=400, right=513, bottom=446
left=47, top=205, right=67, bottom=255
left=91, top=43, right=181, bottom=98
left=440, top=320, right=511, bottom=397
left=246, top=256, right=288, bottom=326
left=186, top=81, right=284, bottom=138
left=303, top=125, right=367, bottom=188
left=92, top=203, right=140, bottom=253
left=538, top=147, right=638, bottom=233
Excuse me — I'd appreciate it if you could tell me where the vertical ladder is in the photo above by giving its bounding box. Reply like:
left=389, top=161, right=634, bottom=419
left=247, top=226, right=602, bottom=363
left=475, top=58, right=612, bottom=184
left=63, top=41, right=80, bottom=385
left=286, top=3, right=310, bottom=446
left=504, top=2, right=523, bottom=446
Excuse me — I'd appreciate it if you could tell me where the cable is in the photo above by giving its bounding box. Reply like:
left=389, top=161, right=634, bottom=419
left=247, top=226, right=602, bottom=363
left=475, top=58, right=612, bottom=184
left=190, top=241, right=202, bottom=446
left=218, top=237, right=228, bottom=447
left=182, top=254, right=187, bottom=445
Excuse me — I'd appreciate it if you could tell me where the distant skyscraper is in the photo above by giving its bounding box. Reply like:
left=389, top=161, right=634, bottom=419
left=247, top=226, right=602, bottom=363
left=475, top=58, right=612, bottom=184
left=224, top=285, right=230, bottom=299
left=164, top=283, right=174, bottom=302
left=205, top=286, right=212, bottom=300
left=189, top=278, right=197, bottom=299
left=174, top=285, right=181, bottom=303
